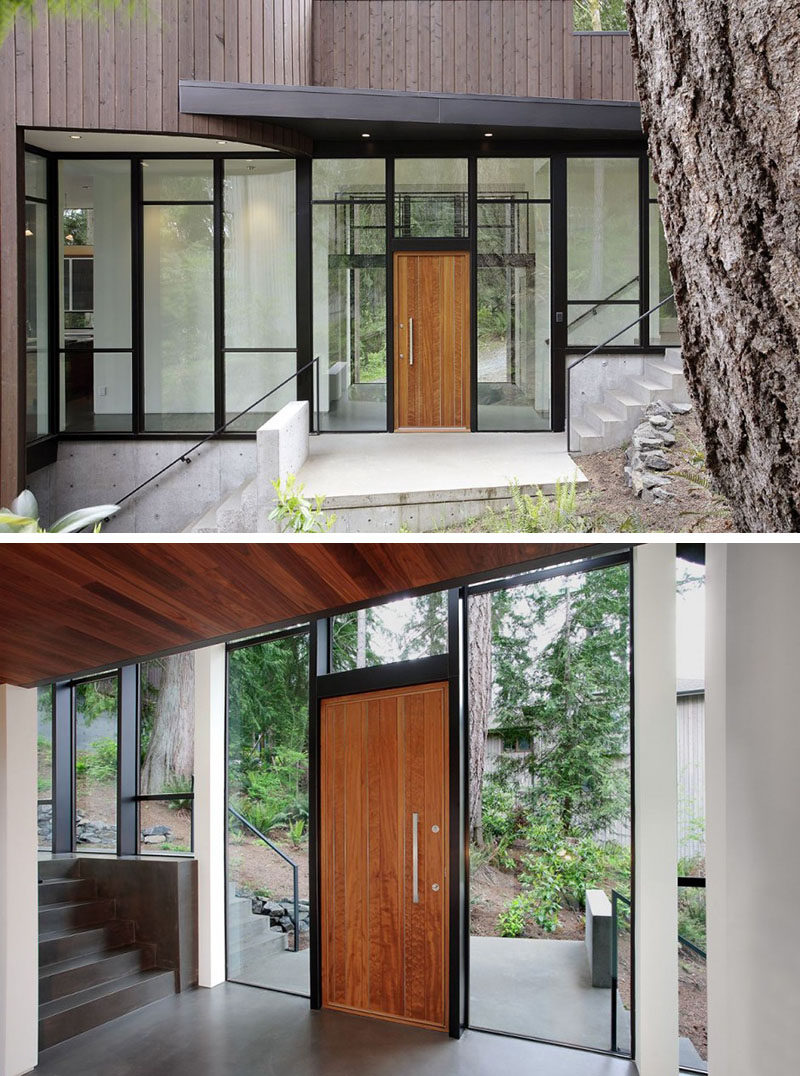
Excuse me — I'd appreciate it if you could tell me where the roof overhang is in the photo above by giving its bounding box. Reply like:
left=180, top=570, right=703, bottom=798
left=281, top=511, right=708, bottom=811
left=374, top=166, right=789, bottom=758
left=179, top=82, right=643, bottom=144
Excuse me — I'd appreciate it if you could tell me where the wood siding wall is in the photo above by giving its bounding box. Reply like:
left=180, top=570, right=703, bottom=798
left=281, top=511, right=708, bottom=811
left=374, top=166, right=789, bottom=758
left=311, top=1, right=637, bottom=102
left=0, top=1, right=314, bottom=502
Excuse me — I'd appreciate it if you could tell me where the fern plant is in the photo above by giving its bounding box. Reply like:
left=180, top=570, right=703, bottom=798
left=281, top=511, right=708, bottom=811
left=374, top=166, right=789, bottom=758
left=488, top=475, right=589, bottom=533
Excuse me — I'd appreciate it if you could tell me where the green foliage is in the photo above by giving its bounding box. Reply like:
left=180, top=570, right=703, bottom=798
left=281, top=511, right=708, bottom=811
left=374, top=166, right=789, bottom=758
left=163, top=774, right=194, bottom=812
left=486, top=476, right=589, bottom=533
left=0, top=2, right=140, bottom=46
left=0, top=489, right=118, bottom=533
left=678, top=888, right=706, bottom=952
left=574, top=0, right=628, bottom=32
left=77, top=737, right=118, bottom=783
left=481, top=778, right=519, bottom=844
left=287, top=819, right=306, bottom=847
left=269, top=474, right=336, bottom=534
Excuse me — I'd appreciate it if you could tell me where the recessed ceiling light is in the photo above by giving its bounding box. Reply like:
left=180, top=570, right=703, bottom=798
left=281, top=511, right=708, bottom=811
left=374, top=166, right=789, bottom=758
left=25, top=228, right=33, bottom=237
left=484, top=132, right=493, bottom=138
left=69, top=134, right=81, bottom=140
left=217, top=140, right=227, bottom=145
left=361, top=132, right=370, bottom=139
left=141, top=162, right=149, bottom=168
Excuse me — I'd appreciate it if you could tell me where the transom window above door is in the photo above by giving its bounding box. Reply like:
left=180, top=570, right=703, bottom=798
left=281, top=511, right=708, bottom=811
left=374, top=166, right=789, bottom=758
left=394, top=158, right=469, bottom=239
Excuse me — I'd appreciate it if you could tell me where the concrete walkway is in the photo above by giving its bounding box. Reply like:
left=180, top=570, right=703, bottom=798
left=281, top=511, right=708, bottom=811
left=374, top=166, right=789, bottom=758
left=469, top=936, right=631, bottom=1053
left=296, top=432, right=586, bottom=532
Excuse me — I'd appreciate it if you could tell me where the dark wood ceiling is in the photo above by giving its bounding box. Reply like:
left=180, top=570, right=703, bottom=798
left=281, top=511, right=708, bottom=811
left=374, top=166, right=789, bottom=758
left=0, top=542, right=596, bottom=687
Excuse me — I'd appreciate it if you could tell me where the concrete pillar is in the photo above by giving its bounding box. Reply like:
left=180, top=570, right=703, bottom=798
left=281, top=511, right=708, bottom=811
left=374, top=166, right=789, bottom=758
left=0, top=684, right=39, bottom=1076
left=705, top=545, right=800, bottom=1076
left=193, top=644, right=227, bottom=988
left=632, top=544, right=678, bottom=1076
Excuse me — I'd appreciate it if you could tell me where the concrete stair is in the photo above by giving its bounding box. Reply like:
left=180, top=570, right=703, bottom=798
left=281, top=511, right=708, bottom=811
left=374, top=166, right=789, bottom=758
left=570, top=348, right=689, bottom=454
left=38, top=858, right=176, bottom=1050
left=226, top=896, right=288, bottom=980
left=183, top=477, right=257, bottom=533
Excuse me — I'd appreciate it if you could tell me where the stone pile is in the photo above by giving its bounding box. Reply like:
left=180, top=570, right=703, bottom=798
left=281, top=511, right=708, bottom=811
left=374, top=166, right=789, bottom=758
left=142, top=824, right=172, bottom=845
left=76, top=814, right=117, bottom=845
left=624, top=400, right=692, bottom=503
left=38, top=803, right=52, bottom=845
left=251, top=895, right=311, bottom=935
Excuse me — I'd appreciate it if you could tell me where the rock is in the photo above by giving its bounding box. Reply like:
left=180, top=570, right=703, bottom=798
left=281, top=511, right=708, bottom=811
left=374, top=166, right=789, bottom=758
left=649, top=414, right=669, bottom=428
left=641, top=472, right=671, bottom=490
left=632, top=423, right=665, bottom=451
left=644, top=400, right=673, bottom=419
left=143, top=833, right=167, bottom=844
left=142, top=825, right=171, bottom=837
left=670, top=402, right=692, bottom=414
left=657, top=431, right=677, bottom=447
left=643, top=451, right=672, bottom=471
left=652, top=487, right=675, bottom=502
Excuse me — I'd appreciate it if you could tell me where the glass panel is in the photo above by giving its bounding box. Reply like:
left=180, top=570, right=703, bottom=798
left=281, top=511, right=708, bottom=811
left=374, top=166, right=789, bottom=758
left=394, top=158, right=468, bottom=238
left=225, top=352, right=297, bottom=431
left=477, top=201, right=551, bottom=430
left=224, top=159, right=296, bottom=350
left=75, top=675, right=118, bottom=852
left=143, top=204, right=215, bottom=431
left=567, top=158, right=640, bottom=346
left=477, top=157, right=550, bottom=201
left=649, top=203, right=680, bottom=346
left=139, top=800, right=193, bottom=855
left=312, top=159, right=387, bottom=431
left=573, top=0, right=629, bottom=31
left=139, top=654, right=195, bottom=796
left=468, top=563, right=632, bottom=1055
left=25, top=152, right=47, bottom=199
left=227, top=633, right=311, bottom=995
left=59, top=351, right=132, bottom=432
left=59, top=160, right=132, bottom=349
left=25, top=200, right=49, bottom=440
left=678, top=886, right=707, bottom=1071
left=331, top=592, right=448, bottom=672
left=37, top=686, right=53, bottom=851
left=142, top=159, right=214, bottom=202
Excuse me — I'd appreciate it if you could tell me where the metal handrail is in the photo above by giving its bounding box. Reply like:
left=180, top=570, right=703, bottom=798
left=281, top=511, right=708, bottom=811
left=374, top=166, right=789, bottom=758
left=228, top=804, right=300, bottom=953
left=115, top=355, right=322, bottom=510
left=566, top=293, right=676, bottom=453
left=566, top=274, right=640, bottom=335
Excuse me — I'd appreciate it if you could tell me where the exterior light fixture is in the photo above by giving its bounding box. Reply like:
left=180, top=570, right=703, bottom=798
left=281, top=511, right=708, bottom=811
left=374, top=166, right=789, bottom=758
left=217, top=140, right=227, bottom=145
left=484, top=132, right=493, bottom=137
left=69, top=134, right=81, bottom=140
left=361, top=132, right=370, bottom=139
left=25, top=228, right=33, bottom=237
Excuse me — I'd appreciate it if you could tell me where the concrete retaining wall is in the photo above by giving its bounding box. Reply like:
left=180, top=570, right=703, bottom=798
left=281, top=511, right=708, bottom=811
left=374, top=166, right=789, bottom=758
left=256, top=400, right=310, bottom=531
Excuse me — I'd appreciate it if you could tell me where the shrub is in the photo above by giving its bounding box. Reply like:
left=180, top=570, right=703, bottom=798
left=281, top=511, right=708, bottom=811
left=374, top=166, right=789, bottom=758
left=678, top=888, right=706, bottom=951
left=269, top=474, right=336, bottom=534
left=481, top=779, right=518, bottom=843
left=80, top=738, right=118, bottom=782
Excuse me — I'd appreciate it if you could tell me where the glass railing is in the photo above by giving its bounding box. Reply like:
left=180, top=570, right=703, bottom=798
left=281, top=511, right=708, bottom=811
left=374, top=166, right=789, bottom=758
left=678, top=877, right=707, bottom=1073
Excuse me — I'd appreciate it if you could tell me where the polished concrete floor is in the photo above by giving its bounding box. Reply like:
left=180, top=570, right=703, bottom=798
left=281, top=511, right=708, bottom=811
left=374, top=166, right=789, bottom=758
left=34, top=982, right=638, bottom=1076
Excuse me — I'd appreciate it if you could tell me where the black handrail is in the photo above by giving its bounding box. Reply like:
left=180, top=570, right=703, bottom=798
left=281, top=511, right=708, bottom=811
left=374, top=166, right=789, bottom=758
left=115, top=356, right=322, bottom=510
left=228, top=804, right=300, bottom=953
left=566, top=274, right=640, bottom=334
left=567, top=293, right=676, bottom=453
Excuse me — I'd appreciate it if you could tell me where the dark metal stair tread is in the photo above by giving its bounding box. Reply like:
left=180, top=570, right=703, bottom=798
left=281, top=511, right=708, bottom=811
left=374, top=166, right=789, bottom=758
left=39, top=945, right=145, bottom=978
left=39, top=920, right=129, bottom=941
left=39, top=899, right=110, bottom=911
left=39, top=969, right=173, bottom=1018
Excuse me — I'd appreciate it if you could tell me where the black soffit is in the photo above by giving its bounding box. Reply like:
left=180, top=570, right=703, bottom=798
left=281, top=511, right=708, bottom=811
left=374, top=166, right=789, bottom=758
left=179, top=81, right=643, bottom=143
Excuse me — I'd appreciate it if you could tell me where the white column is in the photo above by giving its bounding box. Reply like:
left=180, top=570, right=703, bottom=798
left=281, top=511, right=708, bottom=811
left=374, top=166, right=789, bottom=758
left=633, top=544, right=678, bottom=1076
left=705, top=545, right=800, bottom=1076
left=193, top=644, right=227, bottom=988
left=0, top=684, right=39, bottom=1076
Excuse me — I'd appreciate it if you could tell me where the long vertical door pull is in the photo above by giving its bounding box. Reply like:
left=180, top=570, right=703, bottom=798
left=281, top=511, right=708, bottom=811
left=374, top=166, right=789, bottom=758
left=409, top=316, right=414, bottom=366
left=412, top=813, right=419, bottom=902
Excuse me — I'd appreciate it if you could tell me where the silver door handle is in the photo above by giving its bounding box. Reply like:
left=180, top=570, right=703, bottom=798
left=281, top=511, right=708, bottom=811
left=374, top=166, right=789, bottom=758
left=412, top=812, right=419, bottom=903
left=409, top=317, right=414, bottom=366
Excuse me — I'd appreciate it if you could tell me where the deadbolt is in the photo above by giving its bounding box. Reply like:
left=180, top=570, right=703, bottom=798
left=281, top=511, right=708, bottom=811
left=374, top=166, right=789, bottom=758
left=431, top=825, right=440, bottom=833
left=432, top=883, right=440, bottom=892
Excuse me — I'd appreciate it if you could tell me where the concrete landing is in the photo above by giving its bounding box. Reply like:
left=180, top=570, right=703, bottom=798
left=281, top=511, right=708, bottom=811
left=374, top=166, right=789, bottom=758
left=295, top=433, right=587, bottom=532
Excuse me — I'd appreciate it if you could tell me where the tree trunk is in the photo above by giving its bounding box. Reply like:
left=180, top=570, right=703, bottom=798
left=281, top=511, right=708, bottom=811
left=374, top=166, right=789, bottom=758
left=356, top=608, right=367, bottom=667
left=625, top=0, right=800, bottom=530
left=141, top=652, right=195, bottom=794
left=468, top=592, right=492, bottom=846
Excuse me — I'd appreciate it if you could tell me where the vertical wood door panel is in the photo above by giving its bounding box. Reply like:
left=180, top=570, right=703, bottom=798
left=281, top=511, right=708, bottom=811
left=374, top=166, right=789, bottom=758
left=394, top=252, right=470, bottom=431
left=320, top=682, right=448, bottom=1031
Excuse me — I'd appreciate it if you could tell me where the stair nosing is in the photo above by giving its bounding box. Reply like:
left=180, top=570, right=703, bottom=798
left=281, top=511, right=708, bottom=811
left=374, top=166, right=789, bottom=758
left=38, top=968, right=173, bottom=1019
left=39, top=944, right=145, bottom=979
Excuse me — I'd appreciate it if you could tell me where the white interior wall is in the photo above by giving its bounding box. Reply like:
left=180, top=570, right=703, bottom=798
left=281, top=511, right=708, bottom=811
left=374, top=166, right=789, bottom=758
left=0, top=684, right=39, bottom=1076
left=632, top=544, right=678, bottom=1076
left=193, top=644, right=227, bottom=988
left=705, top=545, right=800, bottom=1076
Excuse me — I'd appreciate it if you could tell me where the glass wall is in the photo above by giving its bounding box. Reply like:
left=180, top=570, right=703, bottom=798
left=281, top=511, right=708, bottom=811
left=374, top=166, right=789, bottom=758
left=143, top=160, right=214, bottom=431
left=74, top=674, right=119, bottom=852
left=312, top=159, right=387, bottom=431
left=25, top=153, right=49, bottom=442
left=138, top=654, right=195, bottom=855
left=477, top=159, right=551, bottom=430
left=649, top=178, right=680, bottom=346
left=567, top=158, right=640, bottom=347
left=59, top=160, right=132, bottom=432
left=37, top=685, right=53, bottom=850
left=331, top=592, right=448, bottom=671
left=224, top=160, right=297, bottom=430
left=227, top=631, right=311, bottom=995
left=395, top=158, right=469, bottom=238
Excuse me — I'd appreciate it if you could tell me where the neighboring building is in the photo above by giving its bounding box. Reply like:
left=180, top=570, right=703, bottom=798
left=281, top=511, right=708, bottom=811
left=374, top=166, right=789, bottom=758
left=0, top=2, right=681, bottom=528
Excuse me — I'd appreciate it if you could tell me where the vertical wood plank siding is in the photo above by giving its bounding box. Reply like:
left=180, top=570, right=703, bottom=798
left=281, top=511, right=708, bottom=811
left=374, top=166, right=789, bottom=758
left=0, top=1, right=313, bottom=502
left=311, top=1, right=634, bottom=102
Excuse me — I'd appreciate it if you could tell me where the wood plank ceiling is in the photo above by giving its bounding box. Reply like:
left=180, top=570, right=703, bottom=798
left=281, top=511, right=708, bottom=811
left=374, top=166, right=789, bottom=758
left=0, top=543, right=597, bottom=687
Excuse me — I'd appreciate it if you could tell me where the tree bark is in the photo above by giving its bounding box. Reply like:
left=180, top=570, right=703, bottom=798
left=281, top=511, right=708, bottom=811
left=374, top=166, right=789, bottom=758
left=626, top=0, right=800, bottom=530
left=141, top=651, right=195, bottom=794
left=468, top=592, right=492, bottom=846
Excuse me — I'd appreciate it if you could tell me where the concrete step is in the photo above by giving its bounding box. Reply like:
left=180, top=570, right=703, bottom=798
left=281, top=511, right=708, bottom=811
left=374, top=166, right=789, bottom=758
left=663, top=347, right=683, bottom=370
left=39, top=921, right=135, bottom=966
left=604, top=390, right=643, bottom=424
left=215, top=479, right=250, bottom=533
left=39, top=944, right=154, bottom=1004
left=627, top=377, right=674, bottom=405
left=183, top=502, right=219, bottom=533
left=39, top=898, right=116, bottom=934
left=583, top=404, right=623, bottom=440
left=38, top=968, right=176, bottom=1050
left=38, top=877, right=97, bottom=906
left=38, top=858, right=81, bottom=881
left=228, top=931, right=288, bottom=976
left=570, top=419, right=605, bottom=455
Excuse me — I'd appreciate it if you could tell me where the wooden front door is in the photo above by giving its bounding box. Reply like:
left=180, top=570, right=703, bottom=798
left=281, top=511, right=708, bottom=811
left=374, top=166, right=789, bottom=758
left=320, top=682, right=449, bottom=1031
left=393, top=252, right=470, bottom=431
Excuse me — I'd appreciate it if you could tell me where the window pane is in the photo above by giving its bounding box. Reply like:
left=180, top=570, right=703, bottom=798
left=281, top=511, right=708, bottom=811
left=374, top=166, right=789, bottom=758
left=573, top=0, right=629, bottom=31
left=567, top=158, right=640, bottom=346
left=312, top=159, right=388, bottom=431
left=394, top=158, right=468, bottom=238
left=139, top=799, right=193, bottom=855
left=225, top=352, right=297, bottom=431
left=478, top=157, right=550, bottom=201
left=25, top=200, right=49, bottom=440
left=477, top=201, right=551, bottom=430
left=142, top=159, right=214, bottom=201
left=38, top=686, right=53, bottom=851
left=59, top=351, right=133, bottom=433
left=60, top=160, right=132, bottom=349
left=75, top=675, right=118, bottom=853
left=139, top=654, right=195, bottom=797
left=331, top=592, right=448, bottom=672
left=649, top=203, right=679, bottom=346
left=143, top=204, right=215, bottom=431
left=25, top=152, right=47, bottom=199
left=224, top=159, right=296, bottom=350
left=227, top=634, right=311, bottom=995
